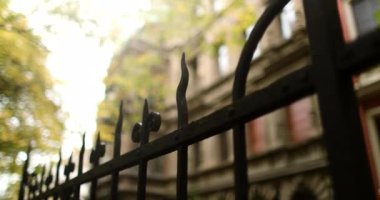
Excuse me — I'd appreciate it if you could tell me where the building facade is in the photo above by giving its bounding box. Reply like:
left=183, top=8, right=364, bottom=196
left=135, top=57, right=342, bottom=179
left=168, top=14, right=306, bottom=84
left=96, top=0, right=380, bottom=199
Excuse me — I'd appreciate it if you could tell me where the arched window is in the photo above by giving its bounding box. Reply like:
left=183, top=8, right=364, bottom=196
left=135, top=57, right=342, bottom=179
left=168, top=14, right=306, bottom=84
left=351, top=0, right=379, bottom=35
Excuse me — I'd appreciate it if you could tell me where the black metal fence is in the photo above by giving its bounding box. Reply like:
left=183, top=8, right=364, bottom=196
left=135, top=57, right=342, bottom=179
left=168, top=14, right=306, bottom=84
left=18, top=0, right=380, bottom=199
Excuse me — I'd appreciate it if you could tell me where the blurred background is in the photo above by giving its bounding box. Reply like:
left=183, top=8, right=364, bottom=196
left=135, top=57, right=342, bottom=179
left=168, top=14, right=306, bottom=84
left=0, top=0, right=151, bottom=197
left=1, top=0, right=380, bottom=199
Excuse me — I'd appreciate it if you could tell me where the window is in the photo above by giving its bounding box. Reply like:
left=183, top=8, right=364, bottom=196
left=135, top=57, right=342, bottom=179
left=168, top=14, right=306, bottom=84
left=351, top=0, right=380, bottom=35
left=280, top=1, right=296, bottom=39
left=365, top=107, right=380, bottom=188
left=248, top=116, right=266, bottom=154
left=217, top=44, right=229, bottom=75
left=249, top=109, right=291, bottom=154
left=287, top=97, right=314, bottom=143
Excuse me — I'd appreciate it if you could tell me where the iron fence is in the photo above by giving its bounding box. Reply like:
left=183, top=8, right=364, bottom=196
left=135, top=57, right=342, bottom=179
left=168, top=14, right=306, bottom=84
left=18, top=0, right=380, bottom=199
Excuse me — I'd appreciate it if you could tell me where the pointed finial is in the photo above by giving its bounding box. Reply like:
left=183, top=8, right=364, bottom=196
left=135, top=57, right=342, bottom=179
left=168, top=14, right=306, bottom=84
left=113, top=101, right=124, bottom=157
left=90, top=132, right=105, bottom=165
left=55, top=148, right=62, bottom=187
left=45, top=164, right=53, bottom=190
left=64, top=153, right=75, bottom=182
left=39, top=165, right=46, bottom=194
left=131, top=99, right=161, bottom=146
left=177, top=52, right=189, bottom=128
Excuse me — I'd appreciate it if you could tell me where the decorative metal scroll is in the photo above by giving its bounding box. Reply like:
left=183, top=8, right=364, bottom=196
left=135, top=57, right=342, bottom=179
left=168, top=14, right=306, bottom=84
left=132, top=99, right=161, bottom=200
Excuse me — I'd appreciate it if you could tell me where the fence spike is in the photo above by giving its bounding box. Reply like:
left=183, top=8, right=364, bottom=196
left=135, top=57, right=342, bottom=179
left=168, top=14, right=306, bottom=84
left=79, top=133, right=86, bottom=175
left=90, top=132, right=105, bottom=165
left=53, top=148, right=62, bottom=200
left=64, top=153, right=75, bottom=182
left=62, top=153, right=75, bottom=199
left=45, top=164, right=53, bottom=191
left=39, top=165, right=46, bottom=195
left=90, top=132, right=105, bottom=200
left=111, top=101, right=124, bottom=200
left=74, top=133, right=86, bottom=199
left=18, top=144, right=31, bottom=200
left=176, top=52, right=189, bottom=200
left=29, top=171, right=38, bottom=199
left=132, top=99, right=161, bottom=200
left=55, top=149, right=62, bottom=187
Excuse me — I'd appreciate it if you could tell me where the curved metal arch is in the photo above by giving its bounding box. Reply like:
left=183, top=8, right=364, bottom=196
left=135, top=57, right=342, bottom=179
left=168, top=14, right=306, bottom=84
left=231, top=0, right=291, bottom=199
left=233, top=0, right=291, bottom=99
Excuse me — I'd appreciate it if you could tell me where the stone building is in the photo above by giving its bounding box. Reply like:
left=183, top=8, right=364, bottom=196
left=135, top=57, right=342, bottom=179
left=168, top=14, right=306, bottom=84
left=95, top=0, right=380, bottom=199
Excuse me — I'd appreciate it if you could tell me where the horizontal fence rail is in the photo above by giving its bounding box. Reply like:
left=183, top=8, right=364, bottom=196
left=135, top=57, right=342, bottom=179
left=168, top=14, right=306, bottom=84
left=35, top=66, right=314, bottom=199
left=18, top=0, right=380, bottom=199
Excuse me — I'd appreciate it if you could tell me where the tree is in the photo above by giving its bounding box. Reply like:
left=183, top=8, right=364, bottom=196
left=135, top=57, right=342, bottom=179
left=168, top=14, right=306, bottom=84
left=97, top=38, right=168, bottom=141
left=96, top=0, right=256, bottom=140
left=0, top=1, right=63, bottom=198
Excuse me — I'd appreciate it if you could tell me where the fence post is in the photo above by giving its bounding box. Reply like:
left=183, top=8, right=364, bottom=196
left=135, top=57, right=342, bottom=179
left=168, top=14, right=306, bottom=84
left=302, top=0, right=375, bottom=199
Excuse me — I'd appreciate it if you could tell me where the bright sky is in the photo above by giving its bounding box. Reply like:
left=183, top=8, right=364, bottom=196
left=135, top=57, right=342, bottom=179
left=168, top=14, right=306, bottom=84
left=9, top=0, right=150, bottom=158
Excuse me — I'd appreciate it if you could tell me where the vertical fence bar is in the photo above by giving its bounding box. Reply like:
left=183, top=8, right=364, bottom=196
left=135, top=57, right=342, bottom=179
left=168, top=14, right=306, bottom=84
left=63, top=153, right=75, bottom=199
left=39, top=165, right=46, bottom=195
left=30, top=172, right=37, bottom=199
left=137, top=155, right=148, bottom=200
left=64, top=153, right=75, bottom=182
left=45, top=165, right=53, bottom=192
left=27, top=183, right=31, bottom=200
left=176, top=53, right=189, bottom=200
left=231, top=0, right=289, bottom=199
left=111, top=102, right=124, bottom=200
left=18, top=144, right=31, bottom=200
left=132, top=100, right=161, bottom=200
left=74, top=133, right=86, bottom=200
left=53, top=149, right=62, bottom=200
left=90, top=132, right=106, bottom=200
left=302, top=0, right=375, bottom=199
